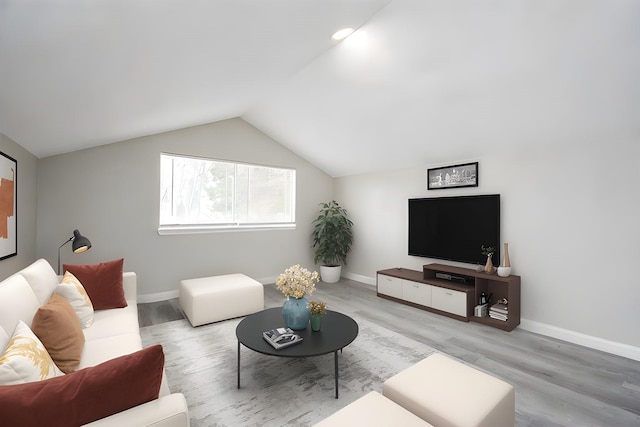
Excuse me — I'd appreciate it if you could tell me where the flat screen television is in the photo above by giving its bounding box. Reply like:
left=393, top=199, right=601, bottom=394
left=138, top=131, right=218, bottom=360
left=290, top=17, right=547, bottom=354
left=408, top=194, right=500, bottom=266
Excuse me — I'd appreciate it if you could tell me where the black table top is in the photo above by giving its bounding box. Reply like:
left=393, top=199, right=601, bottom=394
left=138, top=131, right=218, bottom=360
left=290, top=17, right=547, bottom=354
left=236, top=307, right=359, bottom=357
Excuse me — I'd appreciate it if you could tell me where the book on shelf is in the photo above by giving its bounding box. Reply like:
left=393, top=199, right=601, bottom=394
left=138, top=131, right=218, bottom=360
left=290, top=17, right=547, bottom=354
left=474, top=303, right=488, bottom=317
left=489, top=312, right=508, bottom=321
left=490, top=303, right=508, bottom=315
left=262, top=327, right=303, bottom=349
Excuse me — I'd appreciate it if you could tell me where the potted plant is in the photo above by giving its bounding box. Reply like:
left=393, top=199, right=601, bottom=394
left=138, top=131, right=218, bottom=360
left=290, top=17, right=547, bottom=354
left=481, top=245, right=496, bottom=274
left=311, top=200, right=354, bottom=283
left=308, top=300, right=326, bottom=331
left=275, top=264, right=320, bottom=330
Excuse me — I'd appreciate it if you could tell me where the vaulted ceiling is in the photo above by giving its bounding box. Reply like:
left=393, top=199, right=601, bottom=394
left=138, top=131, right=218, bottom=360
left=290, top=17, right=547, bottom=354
left=1, top=0, right=638, bottom=177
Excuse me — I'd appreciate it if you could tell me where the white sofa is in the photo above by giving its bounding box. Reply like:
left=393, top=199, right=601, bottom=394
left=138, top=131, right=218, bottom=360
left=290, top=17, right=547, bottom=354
left=0, top=259, right=190, bottom=427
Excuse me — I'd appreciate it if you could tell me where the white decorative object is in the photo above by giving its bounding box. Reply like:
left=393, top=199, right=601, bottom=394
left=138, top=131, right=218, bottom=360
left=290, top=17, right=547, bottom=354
left=180, top=274, right=265, bottom=327
left=497, top=266, right=512, bottom=277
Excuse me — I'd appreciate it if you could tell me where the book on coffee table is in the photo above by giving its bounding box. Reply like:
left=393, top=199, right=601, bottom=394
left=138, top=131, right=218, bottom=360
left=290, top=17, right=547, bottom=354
left=263, top=327, right=303, bottom=349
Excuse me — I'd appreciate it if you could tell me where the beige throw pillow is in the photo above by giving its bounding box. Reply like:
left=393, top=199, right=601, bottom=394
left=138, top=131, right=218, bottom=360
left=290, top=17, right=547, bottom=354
left=55, top=271, right=94, bottom=328
left=0, top=320, right=64, bottom=385
left=31, top=294, right=85, bottom=374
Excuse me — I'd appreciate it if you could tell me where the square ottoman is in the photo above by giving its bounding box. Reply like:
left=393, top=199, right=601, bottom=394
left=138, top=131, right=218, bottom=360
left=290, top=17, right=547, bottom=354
left=179, top=274, right=264, bottom=327
left=313, top=391, right=434, bottom=427
left=382, top=353, right=515, bottom=427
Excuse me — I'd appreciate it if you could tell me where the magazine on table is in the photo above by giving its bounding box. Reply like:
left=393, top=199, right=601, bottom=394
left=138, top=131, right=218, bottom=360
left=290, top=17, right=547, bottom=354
left=263, top=327, right=303, bottom=349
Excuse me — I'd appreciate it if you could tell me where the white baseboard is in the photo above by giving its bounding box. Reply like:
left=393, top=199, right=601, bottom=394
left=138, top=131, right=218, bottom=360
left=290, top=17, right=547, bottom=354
left=256, top=276, right=278, bottom=285
left=138, top=290, right=179, bottom=304
left=138, top=277, right=275, bottom=304
left=519, top=318, right=640, bottom=362
left=342, top=272, right=376, bottom=286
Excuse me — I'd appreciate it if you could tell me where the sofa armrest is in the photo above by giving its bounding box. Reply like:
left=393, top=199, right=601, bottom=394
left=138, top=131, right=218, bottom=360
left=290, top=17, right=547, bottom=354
left=82, top=393, right=189, bottom=427
left=123, top=272, right=137, bottom=302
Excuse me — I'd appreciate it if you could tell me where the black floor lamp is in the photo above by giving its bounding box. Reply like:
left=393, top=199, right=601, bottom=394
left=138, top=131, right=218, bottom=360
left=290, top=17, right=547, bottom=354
left=57, top=229, right=92, bottom=275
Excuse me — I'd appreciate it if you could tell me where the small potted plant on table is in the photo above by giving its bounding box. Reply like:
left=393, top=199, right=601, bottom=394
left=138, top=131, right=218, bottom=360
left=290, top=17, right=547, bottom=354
left=276, top=264, right=319, bottom=330
left=309, top=300, right=327, bottom=332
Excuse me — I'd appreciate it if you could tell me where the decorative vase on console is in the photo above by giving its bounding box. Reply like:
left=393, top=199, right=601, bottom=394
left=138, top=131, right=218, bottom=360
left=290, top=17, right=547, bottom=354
left=481, top=245, right=496, bottom=274
left=497, top=243, right=512, bottom=277
left=275, top=264, right=320, bottom=331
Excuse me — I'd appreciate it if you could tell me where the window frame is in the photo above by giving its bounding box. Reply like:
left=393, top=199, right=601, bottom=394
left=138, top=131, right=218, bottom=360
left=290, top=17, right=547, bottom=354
left=158, top=153, right=296, bottom=235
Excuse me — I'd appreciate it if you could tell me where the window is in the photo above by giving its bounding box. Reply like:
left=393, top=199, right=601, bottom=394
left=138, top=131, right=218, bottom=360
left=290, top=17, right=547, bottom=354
left=159, top=153, right=295, bottom=233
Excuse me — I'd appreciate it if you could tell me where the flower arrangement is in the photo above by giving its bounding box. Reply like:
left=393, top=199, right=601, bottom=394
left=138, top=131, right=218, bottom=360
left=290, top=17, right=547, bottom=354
left=481, top=245, right=496, bottom=273
left=275, top=264, right=319, bottom=299
left=481, top=245, right=495, bottom=257
left=309, top=300, right=327, bottom=316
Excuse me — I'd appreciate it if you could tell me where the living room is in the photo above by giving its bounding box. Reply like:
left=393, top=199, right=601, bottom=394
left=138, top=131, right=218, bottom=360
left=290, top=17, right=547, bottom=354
left=0, top=1, right=638, bottom=425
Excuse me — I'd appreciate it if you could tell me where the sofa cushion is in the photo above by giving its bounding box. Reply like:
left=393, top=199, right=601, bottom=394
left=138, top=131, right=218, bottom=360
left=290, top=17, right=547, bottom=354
left=55, top=271, right=94, bottom=328
left=79, top=333, right=142, bottom=370
left=64, top=258, right=127, bottom=310
left=31, top=294, right=85, bottom=373
left=0, top=274, right=40, bottom=339
left=0, top=345, right=165, bottom=427
left=0, top=321, right=64, bottom=385
left=18, top=258, right=59, bottom=305
left=82, top=304, right=139, bottom=342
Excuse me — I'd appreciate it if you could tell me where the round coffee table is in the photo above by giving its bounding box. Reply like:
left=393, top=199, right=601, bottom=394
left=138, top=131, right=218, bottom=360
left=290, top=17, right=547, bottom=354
left=236, top=307, right=358, bottom=398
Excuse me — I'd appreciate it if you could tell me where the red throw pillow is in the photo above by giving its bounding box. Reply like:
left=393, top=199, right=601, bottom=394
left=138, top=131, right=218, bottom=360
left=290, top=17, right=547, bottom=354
left=63, top=258, right=127, bottom=310
left=0, top=345, right=164, bottom=427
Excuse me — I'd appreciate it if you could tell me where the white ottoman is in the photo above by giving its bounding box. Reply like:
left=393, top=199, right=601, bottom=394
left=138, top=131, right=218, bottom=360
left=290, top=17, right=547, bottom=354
left=179, top=274, right=264, bottom=327
left=313, top=391, right=434, bottom=427
left=382, top=353, right=515, bottom=427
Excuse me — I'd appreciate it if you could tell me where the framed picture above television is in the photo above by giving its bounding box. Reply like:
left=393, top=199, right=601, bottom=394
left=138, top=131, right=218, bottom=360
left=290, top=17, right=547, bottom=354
left=427, top=162, right=478, bottom=190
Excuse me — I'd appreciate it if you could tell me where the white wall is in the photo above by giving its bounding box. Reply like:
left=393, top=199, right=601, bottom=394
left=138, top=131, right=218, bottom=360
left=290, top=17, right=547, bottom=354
left=36, top=118, right=333, bottom=299
left=335, top=137, right=640, bottom=360
left=0, top=133, right=37, bottom=278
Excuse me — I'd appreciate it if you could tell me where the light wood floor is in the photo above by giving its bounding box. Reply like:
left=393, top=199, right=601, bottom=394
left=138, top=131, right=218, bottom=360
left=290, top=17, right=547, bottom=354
left=139, top=278, right=640, bottom=426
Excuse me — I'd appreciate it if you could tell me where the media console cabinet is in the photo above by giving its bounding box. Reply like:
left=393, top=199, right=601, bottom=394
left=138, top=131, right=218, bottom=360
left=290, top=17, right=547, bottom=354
left=377, top=263, right=521, bottom=331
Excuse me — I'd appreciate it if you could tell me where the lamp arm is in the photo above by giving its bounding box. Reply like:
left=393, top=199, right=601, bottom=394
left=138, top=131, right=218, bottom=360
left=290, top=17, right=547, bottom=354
left=57, top=237, right=73, bottom=275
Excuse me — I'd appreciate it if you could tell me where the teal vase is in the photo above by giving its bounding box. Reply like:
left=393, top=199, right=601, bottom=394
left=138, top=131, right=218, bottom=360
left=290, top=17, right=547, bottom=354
left=282, top=296, right=310, bottom=330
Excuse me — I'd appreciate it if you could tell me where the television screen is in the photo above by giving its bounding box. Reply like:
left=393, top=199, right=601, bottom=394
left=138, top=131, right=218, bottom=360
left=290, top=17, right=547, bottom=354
left=408, top=194, right=500, bottom=266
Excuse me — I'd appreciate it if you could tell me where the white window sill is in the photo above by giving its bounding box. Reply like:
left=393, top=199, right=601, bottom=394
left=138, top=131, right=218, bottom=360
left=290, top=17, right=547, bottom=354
left=157, top=223, right=296, bottom=235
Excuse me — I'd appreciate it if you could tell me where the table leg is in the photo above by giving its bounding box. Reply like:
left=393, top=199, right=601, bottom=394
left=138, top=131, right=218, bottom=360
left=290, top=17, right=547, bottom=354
left=237, top=341, right=241, bottom=389
left=334, top=350, right=339, bottom=399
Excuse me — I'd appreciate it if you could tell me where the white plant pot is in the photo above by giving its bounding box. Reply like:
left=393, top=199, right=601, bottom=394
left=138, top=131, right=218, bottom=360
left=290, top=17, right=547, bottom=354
left=319, top=265, right=342, bottom=283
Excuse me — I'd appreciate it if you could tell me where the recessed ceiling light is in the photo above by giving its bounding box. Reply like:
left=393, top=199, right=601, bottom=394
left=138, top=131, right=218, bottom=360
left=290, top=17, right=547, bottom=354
left=332, top=28, right=354, bottom=41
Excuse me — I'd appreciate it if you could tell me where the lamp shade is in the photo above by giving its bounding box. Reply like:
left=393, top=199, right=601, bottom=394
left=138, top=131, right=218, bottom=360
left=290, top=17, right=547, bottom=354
left=71, top=229, right=91, bottom=253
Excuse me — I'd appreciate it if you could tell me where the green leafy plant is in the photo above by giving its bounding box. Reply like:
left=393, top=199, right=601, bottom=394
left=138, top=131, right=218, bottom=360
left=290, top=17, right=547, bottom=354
left=481, top=245, right=495, bottom=257
left=311, top=200, right=354, bottom=266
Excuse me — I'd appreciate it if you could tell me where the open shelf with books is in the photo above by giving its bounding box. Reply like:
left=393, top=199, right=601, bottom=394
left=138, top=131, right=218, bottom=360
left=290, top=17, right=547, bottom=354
left=472, top=271, right=521, bottom=331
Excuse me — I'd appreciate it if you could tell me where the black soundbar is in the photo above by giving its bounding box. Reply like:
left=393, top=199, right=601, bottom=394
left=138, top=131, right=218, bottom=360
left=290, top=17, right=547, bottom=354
left=435, top=272, right=469, bottom=283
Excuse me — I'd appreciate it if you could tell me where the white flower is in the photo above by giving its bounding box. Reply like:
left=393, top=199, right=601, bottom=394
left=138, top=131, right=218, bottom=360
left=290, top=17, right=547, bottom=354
left=275, top=264, right=319, bottom=298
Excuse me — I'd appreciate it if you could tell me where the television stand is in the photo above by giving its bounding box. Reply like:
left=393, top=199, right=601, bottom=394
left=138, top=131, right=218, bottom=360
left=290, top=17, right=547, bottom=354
left=376, top=263, right=520, bottom=331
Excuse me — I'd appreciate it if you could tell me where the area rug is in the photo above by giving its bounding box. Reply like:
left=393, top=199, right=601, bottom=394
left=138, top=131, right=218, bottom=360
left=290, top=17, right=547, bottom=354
left=140, top=315, right=435, bottom=426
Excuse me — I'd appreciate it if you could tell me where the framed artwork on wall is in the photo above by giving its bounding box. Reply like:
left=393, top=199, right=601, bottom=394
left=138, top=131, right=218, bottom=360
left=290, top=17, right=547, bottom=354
left=0, top=151, right=17, bottom=260
left=427, top=161, right=478, bottom=190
